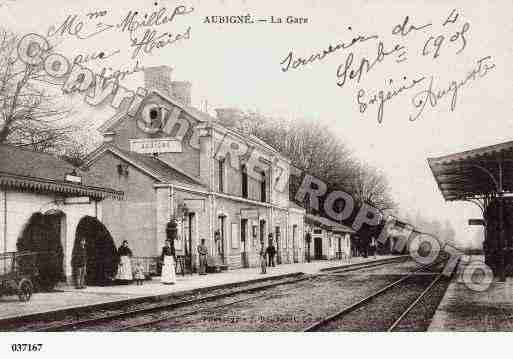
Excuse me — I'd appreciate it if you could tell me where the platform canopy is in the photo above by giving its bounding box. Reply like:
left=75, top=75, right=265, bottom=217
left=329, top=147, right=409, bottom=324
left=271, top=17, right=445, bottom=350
left=428, top=140, right=513, bottom=202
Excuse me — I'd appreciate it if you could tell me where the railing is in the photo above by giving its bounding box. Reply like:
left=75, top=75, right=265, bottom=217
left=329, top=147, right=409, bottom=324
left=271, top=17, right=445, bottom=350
left=131, top=256, right=193, bottom=277
left=0, top=251, right=49, bottom=278
left=336, top=251, right=349, bottom=261
left=130, top=256, right=159, bottom=277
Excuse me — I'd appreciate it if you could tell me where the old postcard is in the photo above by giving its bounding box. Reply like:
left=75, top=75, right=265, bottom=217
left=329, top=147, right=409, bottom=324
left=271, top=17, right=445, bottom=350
left=0, top=0, right=511, bottom=356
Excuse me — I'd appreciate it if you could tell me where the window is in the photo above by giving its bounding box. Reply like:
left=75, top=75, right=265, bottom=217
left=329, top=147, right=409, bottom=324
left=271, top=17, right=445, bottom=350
left=218, top=158, right=225, bottom=192
left=241, top=164, right=248, bottom=198
left=241, top=219, right=247, bottom=244
left=260, top=170, right=267, bottom=202
left=252, top=225, right=258, bottom=249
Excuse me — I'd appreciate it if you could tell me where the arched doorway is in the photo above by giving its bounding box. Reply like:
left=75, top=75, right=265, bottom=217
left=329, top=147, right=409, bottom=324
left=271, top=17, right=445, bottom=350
left=73, top=216, right=117, bottom=286
left=17, top=212, right=65, bottom=290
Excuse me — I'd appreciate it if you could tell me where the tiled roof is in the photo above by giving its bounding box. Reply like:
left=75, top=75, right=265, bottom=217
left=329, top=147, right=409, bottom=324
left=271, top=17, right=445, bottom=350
left=306, top=213, right=355, bottom=233
left=114, top=147, right=206, bottom=188
left=0, top=144, right=77, bottom=181
left=0, top=145, right=123, bottom=199
left=98, top=90, right=288, bottom=161
left=83, top=144, right=207, bottom=191
left=99, top=90, right=216, bottom=134
left=288, top=201, right=306, bottom=211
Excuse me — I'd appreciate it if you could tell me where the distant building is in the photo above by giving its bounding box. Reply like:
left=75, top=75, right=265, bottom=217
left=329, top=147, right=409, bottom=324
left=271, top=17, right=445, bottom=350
left=305, top=213, right=354, bottom=261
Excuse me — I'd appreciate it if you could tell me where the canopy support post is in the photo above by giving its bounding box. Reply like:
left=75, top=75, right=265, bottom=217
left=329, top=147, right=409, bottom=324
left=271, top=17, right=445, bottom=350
left=498, top=160, right=505, bottom=282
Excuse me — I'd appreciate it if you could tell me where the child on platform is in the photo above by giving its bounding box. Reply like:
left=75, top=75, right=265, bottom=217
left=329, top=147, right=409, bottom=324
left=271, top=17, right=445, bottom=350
left=133, top=260, right=145, bottom=285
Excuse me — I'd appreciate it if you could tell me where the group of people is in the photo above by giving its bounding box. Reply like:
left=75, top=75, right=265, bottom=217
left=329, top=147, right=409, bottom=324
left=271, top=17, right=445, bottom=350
left=116, top=240, right=145, bottom=285
left=72, top=234, right=273, bottom=289
left=71, top=239, right=146, bottom=289
left=159, top=237, right=210, bottom=284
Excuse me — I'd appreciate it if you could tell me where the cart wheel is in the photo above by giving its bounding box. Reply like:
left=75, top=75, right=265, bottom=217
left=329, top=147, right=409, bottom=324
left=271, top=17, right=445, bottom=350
left=17, top=279, right=33, bottom=302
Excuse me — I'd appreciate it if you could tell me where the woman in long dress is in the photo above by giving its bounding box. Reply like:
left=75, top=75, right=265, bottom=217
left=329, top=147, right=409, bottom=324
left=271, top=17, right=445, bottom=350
left=161, top=240, right=176, bottom=284
left=116, top=240, right=133, bottom=283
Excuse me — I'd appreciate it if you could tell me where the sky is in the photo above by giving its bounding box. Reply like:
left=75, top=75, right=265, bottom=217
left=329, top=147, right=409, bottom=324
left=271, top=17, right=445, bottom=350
left=1, top=0, right=512, bottom=247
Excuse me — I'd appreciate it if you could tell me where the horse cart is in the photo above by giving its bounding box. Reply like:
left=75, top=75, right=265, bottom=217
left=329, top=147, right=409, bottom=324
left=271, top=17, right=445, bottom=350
left=0, top=251, right=38, bottom=302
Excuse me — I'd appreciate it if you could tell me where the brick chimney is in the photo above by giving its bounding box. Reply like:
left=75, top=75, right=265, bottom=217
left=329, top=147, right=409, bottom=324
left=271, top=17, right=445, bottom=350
left=215, top=108, right=243, bottom=128
left=170, top=81, right=192, bottom=106
left=144, top=65, right=173, bottom=98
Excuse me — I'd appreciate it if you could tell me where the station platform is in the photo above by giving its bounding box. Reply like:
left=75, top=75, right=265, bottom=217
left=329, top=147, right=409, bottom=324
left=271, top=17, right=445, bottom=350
left=429, top=255, right=513, bottom=331
left=0, top=255, right=399, bottom=323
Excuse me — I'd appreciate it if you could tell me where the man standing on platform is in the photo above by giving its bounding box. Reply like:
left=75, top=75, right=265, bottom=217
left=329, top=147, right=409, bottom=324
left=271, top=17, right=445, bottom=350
left=266, top=236, right=276, bottom=267
left=72, top=237, right=87, bottom=289
left=197, top=238, right=208, bottom=275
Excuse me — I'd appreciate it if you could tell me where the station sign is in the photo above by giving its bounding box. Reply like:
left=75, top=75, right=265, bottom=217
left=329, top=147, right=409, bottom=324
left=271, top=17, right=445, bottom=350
left=241, top=209, right=259, bottom=219
left=183, top=199, right=205, bottom=212
left=129, top=138, right=182, bottom=154
left=64, top=196, right=91, bottom=205
left=65, top=173, right=82, bottom=184
left=468, top=219, right=485, bottom=226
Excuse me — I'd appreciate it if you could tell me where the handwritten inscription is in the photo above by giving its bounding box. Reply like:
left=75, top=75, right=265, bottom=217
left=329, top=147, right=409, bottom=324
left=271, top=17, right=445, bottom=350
left=117, top=6, right=194, bottom=38
left=357, top=76, right=426, bottom=124
left=280, top=33, right=378, bottom=72
left=46, top=5, right=194, bottom=60
left=336, top=41, right=406, bottom=88
left=130, top=26, right=191, bottom=59
left=409, top=56, right=495, bottom=121
left=72, top=49, right=120, bottom=65
left=86, top=10, right=107, bottom=20
left=280, top=9, right=494, bottom=124
left=47, top=14, right=114, bottom=40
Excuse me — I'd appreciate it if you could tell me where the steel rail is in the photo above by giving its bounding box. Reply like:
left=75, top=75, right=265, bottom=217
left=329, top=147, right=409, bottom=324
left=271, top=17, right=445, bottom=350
left=303, top=259, right=446, bottom=332
left=320, top=257, right=409, bottom=275
left=33, top=257, right=408, bottom=331
left=118, top=292, right=271, bottom=331
left=117, top=258, right=416, bottom=331
left=320, top=256, right=408, bottom=273
left=386, top=273, right=444, bottom=331
left=36, top=275, right=312, bottom=332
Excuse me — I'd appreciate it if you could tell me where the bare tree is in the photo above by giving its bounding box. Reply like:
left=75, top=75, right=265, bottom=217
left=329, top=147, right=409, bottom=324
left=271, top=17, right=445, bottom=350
left=232, top=111, right=396, bottom=213
left=239, top=112, right=356, bottom=189
left=59, top=126, right=101, bottom=166
left=0, top=28, right=72, bottom=152
left=348, top=162, right=396, bottom=211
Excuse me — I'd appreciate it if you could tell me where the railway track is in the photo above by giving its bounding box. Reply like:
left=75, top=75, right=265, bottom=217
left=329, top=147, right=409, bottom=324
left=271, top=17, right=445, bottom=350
left=304, top=259, right=454, bottom=332
left=321, top=256, right=409, bottom=274
left=109, top=257, right=417, bottom=331
left=123, top=257, right=443, bottom=332
left=33, top=274, right=310, bottom=332
left=24, top=256, right=408, bottom=331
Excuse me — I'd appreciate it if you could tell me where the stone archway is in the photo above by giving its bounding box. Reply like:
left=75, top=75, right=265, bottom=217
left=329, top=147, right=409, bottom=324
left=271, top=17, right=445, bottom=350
left=17, top=211, right=65, bottom=290
left=73, top=216, right=117, bottom=286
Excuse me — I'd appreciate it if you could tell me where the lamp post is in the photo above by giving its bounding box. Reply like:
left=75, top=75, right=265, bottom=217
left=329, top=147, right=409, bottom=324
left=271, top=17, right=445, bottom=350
left=214, top=229, right=221, bottom=261
left=469, top=162, right=506, bottom=282
left=275, top=229, right=281, bottom=265
left=305, top=231, right=311, bottom=263
left=178, top=203, right=190, bottom=272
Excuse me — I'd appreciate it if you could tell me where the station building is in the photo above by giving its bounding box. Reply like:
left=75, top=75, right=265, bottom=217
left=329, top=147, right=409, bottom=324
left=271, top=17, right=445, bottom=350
left=305, top=213, right=354, bottom=260
left=0, top=145, right=123, bottom=284
left=82, top=66, right=307, bottom=271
